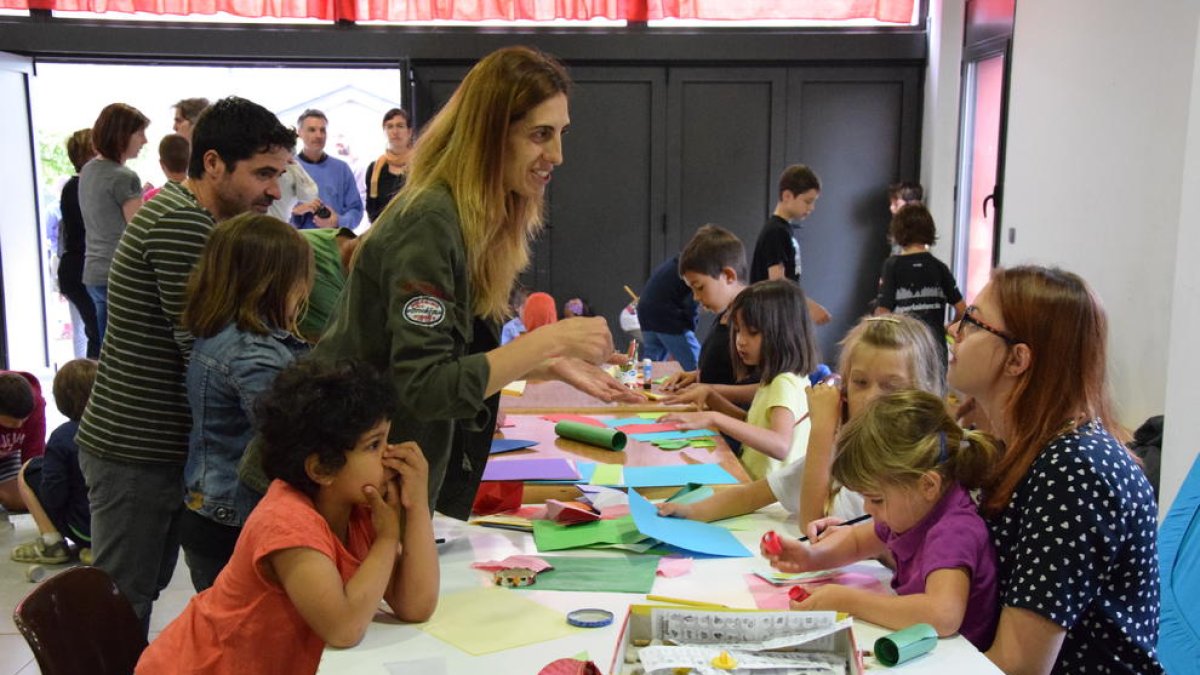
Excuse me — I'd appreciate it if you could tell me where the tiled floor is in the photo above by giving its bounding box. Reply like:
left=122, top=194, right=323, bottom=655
left=0, top=511, right=195, bottom=674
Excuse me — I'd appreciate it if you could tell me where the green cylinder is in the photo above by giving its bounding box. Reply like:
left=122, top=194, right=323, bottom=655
left=873, top=623, right=937, bottom=667
left=554, top=421, right=627, bottom=451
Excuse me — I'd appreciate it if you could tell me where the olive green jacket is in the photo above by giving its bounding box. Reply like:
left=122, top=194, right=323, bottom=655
left=313, top=183, right=499, bottom=518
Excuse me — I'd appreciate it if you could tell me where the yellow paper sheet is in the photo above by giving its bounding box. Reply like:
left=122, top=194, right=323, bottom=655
left=589, top=463, right=624, bottom=486
left=501, top=380, right=527, bottom=396
left=419, top=587, right=580, bottom=655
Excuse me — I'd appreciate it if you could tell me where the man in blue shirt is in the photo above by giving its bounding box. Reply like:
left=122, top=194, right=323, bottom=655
left=291, top=109, right=363, bottom=230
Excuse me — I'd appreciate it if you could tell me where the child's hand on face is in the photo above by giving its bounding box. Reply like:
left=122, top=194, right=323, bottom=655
left=762, top=535, right=816, bottom=573
left=362, top=481, right=402, bottom=543
left=382, top=442, right=430, bottom=513
left=789, top=584, right=848, bottom=612
left=659, top=411, right=714, bottom=430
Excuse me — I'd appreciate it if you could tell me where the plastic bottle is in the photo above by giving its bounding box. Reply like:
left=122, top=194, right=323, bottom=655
left=642, top=358, right=653, bottom=390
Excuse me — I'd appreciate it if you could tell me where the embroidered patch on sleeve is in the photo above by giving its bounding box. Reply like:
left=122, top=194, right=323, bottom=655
left=403, top=296, right=447, bottom=327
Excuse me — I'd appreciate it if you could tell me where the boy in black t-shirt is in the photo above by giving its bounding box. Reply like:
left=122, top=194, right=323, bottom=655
left=663, top=225, right=758, bottom=413
left=874, top=204, right=966, bottom=366
left=750, top=164, right=831, bottom=325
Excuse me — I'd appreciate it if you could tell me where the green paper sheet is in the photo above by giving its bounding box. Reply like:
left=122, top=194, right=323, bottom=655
left=515, top=555, right=658, bottom=593
left=533, top=515, right=647, bottom=551
left=419, top=587, right=580, bottom=655
left=688, top=438, right=717, bottom=448
left=637, top=412, right=667, bottom=419
left=555, top=420, right=627, bottom=450
left=666, top=483, right=714, bottom=505
left=589, top=463, right=624, bottom=486
left=653, top=439, right=690, bottom=450
left=874, top=623, right=938, bottom=666
left=712, top=514, right=755, bottom=531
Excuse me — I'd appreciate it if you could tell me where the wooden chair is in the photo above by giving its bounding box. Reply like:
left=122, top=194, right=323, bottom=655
left=13, top=565, right=148, bottom=675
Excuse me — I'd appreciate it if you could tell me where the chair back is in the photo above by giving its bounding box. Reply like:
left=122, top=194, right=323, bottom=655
left=12, top=566, right=148, bottom=675
left=1158, top=453, right=1200, bottom=673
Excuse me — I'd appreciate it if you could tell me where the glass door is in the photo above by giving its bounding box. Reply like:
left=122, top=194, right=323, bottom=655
left=953, top=52, right=1007, bottom=302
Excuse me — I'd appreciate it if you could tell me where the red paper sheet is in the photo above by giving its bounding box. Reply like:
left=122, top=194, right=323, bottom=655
left=614, top=422, right=679, bottom=434
left=540, top=414, right=606, bottom=427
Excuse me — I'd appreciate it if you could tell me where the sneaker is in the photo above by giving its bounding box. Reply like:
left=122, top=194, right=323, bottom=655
left=11, top=537, right=70, bottom=564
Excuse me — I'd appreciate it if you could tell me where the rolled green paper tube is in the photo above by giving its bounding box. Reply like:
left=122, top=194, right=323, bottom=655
left=555, top=421, right=627, bottom=451
left=873, top=623, right=937, bottom=667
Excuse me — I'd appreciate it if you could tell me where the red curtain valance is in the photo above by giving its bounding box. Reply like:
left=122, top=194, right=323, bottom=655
left=2, top=0, right=914, bottom=24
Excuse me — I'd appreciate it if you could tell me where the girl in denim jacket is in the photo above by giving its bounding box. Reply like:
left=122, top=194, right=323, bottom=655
left=179, top=213, right=313, bottom=591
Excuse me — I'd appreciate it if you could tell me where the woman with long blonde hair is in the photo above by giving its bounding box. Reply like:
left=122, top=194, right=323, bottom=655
left=315, top=46, right=637, bottom=518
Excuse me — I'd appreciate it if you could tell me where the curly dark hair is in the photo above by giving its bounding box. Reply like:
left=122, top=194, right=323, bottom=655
left=255, top=359, right=397, bottom=499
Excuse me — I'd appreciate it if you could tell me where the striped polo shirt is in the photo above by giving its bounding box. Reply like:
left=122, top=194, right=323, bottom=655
left=77, top=180, right=214, bottom=465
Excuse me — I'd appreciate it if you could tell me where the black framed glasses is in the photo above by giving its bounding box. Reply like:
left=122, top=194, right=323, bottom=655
left=956, top=306, right=1018, bottom=345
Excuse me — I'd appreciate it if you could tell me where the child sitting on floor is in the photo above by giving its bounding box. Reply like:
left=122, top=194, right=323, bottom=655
left=11, top=359, right=96, bottom=564
left=137, top=359, right=439, bottom=675
left=763, top=389, right=1000, bottom=649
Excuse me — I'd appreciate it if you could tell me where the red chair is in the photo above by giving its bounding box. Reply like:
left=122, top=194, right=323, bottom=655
left=13, top=565, right=148, bottom=675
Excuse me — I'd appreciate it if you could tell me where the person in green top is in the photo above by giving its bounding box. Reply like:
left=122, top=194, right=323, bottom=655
left=313, top=46, right=640, bottom=518
left=298, top=226, right=357, bottom=342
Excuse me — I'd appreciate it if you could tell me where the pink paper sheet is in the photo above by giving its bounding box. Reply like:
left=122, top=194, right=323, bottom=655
left=656, top=555, right=694, bottom=578
left=472, top=555, right=554, bottom=573
left=744, top=572, right=888, bottom=609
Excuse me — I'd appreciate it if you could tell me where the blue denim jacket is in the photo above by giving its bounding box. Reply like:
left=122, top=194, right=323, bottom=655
left=185, top=323, right=309, bottom=526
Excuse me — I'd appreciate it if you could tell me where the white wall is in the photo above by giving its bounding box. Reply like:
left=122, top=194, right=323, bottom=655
left=1160, top=12, right=1200, bottom=515
left=920, top=0, right=963, bottom=265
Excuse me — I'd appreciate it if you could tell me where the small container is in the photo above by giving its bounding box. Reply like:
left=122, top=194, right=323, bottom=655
left=621, top=361, right=638, bottom=388
left=642, top=359, right=653, bottom=390
left=26, top=564, right=47, bottom=583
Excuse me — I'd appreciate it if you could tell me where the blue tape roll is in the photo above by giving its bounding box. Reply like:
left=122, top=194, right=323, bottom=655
left=566, top=608, right=614, bottom=628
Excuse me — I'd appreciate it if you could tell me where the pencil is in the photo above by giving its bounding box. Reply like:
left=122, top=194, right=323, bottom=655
left=645, top=594, right=730, bottom=609
left=624, top=285, right=640, bottom=303
left=798, top=514, right=871, bottom=542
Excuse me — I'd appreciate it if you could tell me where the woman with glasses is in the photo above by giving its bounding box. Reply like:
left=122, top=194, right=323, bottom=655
left=948, top=266, right=1161, bottom=674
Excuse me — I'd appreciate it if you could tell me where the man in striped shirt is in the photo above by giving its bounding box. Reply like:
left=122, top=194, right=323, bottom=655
left=76, top=97, right=296, bottom=633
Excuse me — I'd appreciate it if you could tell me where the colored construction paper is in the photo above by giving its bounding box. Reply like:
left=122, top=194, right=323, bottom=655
left=688, top=438, right=717, bottom=448
left=472, top=481, right=524, bottom=515
left=576, top=484, right=628, bottom=510
left=419, top=587, right=580, bottom=655
left=482, top=458, right=580, bottom=482
left=501, top=380, right=527, bottom=396
left=605, top=417, right=656, bottom=427
left=555, top=420, right=627, bottom=450
left=541, top=414, right=605, bottom=427
left=617, top=423, right=679, bottom=434
left=545, top=499, right=600, bottom=524
left=631, top=429, right=719, bottom=442
left=637, top=412, right=668, bottom=420
left=526, top=462, right=596, bottom=485
left=514, top=555, right=658, bottom=594
left=532, top=515, right=647, bottom=551
left=490, top=438, right=539, bottom=454
left=652, top=440, right=690, bottom=450
left=627, top=491, right=752, bottom=558
left=875, top=623, right=938, bottom=666
left=622, top=464, right=738, bottom=488
left=471, top=555, right=554, bottom=573
left=656, top=555, right=694, bottom=578
left=666, top=483, right=714, bottom=505
left=712, top=515, right=756, bottom=531
left=588, top=463, right=624, bottom=486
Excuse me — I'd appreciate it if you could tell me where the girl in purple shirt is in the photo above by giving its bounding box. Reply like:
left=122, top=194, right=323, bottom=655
left=763, top=389, right=1000, bottom=649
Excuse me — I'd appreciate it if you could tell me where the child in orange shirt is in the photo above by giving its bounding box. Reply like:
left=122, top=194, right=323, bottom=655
left=136, top=359, right=439, bottom=675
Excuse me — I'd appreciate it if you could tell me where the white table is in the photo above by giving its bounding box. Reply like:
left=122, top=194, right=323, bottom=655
left=318, top=506, right=1001, bottom=674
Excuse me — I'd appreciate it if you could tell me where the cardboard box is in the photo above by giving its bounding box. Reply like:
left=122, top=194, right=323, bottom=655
left=609, top=604, right=864, bottom=674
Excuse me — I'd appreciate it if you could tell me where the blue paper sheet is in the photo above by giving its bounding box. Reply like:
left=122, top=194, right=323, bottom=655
left=489, top=438, right=539, bottom=455
left=630, top=429, right=719, bottom=442
left=605, top=417, right=658, bottom=428
left=622, top=464, right=738, bottom=488
left=627, top=490, right=752, bottom=558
